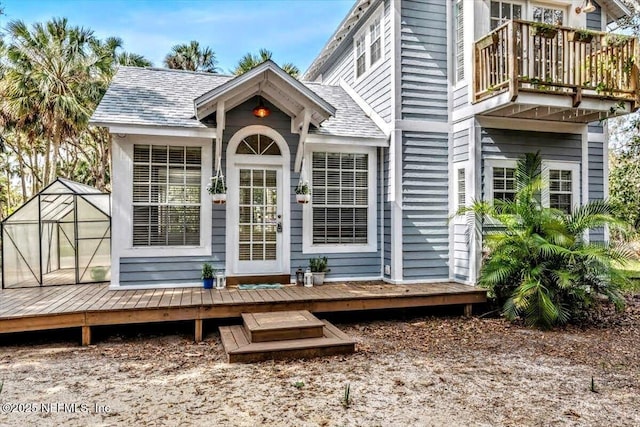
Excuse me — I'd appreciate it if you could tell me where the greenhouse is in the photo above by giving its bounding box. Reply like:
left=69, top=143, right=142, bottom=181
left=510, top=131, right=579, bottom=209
left=1, top=178, right=111, bottom=289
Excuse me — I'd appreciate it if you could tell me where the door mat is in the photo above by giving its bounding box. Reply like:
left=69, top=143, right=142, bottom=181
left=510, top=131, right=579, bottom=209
left=237, top=284, right=283, bottom=290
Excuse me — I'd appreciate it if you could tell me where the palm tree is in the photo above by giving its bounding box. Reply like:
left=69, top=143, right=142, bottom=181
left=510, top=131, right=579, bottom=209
left=163, top=40, right=218, bottom=72
left=232, top=48, right=299, bottom=78
left=2, top=18, right=108, bottom=185
left=460, top=152, right=630, bottom=328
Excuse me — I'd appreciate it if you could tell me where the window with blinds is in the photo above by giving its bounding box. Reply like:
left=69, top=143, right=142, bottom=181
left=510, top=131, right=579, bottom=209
left=370, top=17, right=382, bottom=65
left=457, top=168, right=466, bottom=209
left=132, top=145, right=201, bottom=246
left=454, top=0, right=464, bottom=83
left=355, top=33, right=366, bottom=78
left=311, top=152, right=368, bottom=244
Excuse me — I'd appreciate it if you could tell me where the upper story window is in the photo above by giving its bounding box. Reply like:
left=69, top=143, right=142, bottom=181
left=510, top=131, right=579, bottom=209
left=490, top=1, right=522, bottom=30
left=355, top=34, right=366, bottom=78
left=533, top=5, right=564, bottom=25
left=370, top=18, right=382, bottom=65
left=454, top=0, right=464, bottom=83
left=353, top=6, right=384, bottom=80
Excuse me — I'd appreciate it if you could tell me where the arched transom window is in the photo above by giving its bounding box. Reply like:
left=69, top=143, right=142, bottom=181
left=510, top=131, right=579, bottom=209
left=236, top=134, right=281, bottom=156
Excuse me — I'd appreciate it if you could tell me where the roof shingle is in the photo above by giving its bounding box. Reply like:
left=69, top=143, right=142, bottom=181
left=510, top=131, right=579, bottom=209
left=91, top=67, right=385, bottom=139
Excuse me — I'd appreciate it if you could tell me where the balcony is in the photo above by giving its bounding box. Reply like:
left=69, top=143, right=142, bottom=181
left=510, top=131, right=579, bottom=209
left=473, top=20, right=640, bottom=123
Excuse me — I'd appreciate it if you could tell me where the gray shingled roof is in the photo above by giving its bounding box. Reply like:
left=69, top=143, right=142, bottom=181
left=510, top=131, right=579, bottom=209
left=91, top=67, right=385, bottom=139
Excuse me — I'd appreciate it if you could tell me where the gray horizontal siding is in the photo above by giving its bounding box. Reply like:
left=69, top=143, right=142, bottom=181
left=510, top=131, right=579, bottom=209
left=481, top=128, right=582, bottom=199
left=402, top=131, right=449, bottom=280
left=383, top=146, right=391, bottom=278
left=589, top=136, right=605, bottom=242
left=119, top=257, right=217, bottom=286
left=119, top=98, right=381, bottom=286
left=453, top=85, right=468, bottom=110
left=453, top=129, right=469, bottom=163
left=400, top=0, right=448, bottom=122
left=322, top=0, right=392, bottom=122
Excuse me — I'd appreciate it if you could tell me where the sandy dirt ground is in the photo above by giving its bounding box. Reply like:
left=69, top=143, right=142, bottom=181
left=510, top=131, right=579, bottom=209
left=0, top=296, right=638, bottom=427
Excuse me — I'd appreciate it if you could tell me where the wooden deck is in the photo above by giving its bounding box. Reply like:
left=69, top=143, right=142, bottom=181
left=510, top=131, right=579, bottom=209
left=0, top=281, right=486, bottom=346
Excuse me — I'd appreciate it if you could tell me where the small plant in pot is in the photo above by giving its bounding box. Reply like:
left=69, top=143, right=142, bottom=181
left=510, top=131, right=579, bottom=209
left=309, top=256, right=330, bottom=285
left=295, top=181, right=311, bottom=204
left=207, top=176, right=226, bottom=204
left=90, top=266, right=108, bottom=282
left=202, top=263, right=214, bottom=289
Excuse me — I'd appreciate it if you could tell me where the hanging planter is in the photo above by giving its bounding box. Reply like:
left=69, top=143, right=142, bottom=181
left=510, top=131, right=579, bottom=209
left=531, top=23, right=558, bottom=39
left=567, top=30, right=594, bottom=44
left=295, top=181, right=311, bottom=204
left=207, top=171, right=227, bottom=204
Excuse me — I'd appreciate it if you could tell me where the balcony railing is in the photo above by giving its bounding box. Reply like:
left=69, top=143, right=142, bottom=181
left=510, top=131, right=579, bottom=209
left=473, top=20, right=640, bottom=109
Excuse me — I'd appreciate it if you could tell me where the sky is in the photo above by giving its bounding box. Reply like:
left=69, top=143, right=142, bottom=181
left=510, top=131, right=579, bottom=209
left=0, top=0, right=355, bottom=74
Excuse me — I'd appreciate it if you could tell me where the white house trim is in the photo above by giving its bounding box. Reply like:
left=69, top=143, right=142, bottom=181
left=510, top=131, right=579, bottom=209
left=477, top=116, right=585, bottom=134
left=103, top=125, right=217, bottom=139
left=113, top=135, right=213, bottom=261
left=395, top=119, right=450, bottom=133
left=301, top=143, right=377, bottom=254
left=225, top=125, right=291, bottom=276
left=581, top=126, right=590, bottom=209
left=305, top=133, right=388, bottom=147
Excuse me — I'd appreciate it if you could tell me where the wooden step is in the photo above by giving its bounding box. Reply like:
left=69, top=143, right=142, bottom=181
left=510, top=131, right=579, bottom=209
left=219, top=320, right=356, bottom=363
left=226, top=275, right=291, bottom=286
left=242, top=310, right=325, bottom=342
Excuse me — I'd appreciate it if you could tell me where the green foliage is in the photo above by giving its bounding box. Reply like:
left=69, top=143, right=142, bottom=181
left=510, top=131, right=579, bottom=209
left=309, top=256, right=329, bottom=273
left=206, top=175, right=226, bottom=195
left=459, top=152, right=630, bottom=328
left=610, top=117, right=640, bottom=233
left=295, top=182, right=310, bottom=195
left=201, top=263, right=214, bottom=279
left=232, top=48, right=299, bottom=78
left=341, top=383, right=351, bottom=409
left=163, top=40, right=218, bottom=73
left=293, top=381, right=305, bottom=389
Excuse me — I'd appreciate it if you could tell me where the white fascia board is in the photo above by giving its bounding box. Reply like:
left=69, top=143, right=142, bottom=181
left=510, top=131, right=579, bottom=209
left=103, top=124, right=217, bottom=138
left=305, top=133, right=389, bottom=147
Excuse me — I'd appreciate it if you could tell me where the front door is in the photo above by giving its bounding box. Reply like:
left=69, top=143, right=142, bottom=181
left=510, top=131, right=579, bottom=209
left=226, top=126, right=290, bottom=277
left=236, top=166, right=283, bottom=274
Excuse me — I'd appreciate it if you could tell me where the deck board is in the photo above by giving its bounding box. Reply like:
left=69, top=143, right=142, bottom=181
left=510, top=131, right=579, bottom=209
left=0, top=281, right=487, bottom=343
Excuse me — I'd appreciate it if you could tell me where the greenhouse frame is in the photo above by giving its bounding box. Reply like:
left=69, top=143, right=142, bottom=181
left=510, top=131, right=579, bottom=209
left=1, top=178, right=111, bottom=289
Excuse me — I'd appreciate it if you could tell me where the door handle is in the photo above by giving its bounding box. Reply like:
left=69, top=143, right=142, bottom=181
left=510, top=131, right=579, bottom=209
left=277, top=222, right=283, bottom=233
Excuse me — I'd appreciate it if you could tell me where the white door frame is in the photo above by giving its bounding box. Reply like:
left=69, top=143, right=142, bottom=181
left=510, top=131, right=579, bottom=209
left=225, top=125, right=291, bottom=276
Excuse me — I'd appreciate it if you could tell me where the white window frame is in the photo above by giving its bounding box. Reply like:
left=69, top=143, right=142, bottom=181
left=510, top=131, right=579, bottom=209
left=454, top=0, right=465, bottom=84
left=541, top=161, right=580, bottom=211
left=484, top=158, right=518, bottom=202
left=452, top=162, right=469, bottom=225
left=113, top=136, right=213, bottom=258
left=302, top=143, right=377, bottom=254
left=531, top=2, right=567, bottom=26
left=353, top=4, right=385, bottom=83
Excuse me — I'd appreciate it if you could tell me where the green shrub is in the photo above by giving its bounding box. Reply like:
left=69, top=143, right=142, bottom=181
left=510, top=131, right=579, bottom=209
left=460, top=152, right=631, bottom=328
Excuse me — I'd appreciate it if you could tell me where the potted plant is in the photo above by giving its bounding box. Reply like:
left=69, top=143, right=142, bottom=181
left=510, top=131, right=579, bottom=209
left=603, top=33, right=632, bottom=48
left=207, top=175, right=226, bottom=204
left=90, top=266, right=108, bottom=281
left=531, top=22, right=558, bottom=39
left=567, top=29, right=595, bottom=43
left=202, top=263, right=214, bottom=289
left=309, top=256, right=330, bottom=285
left=295, top=182, right=311, bottom=204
